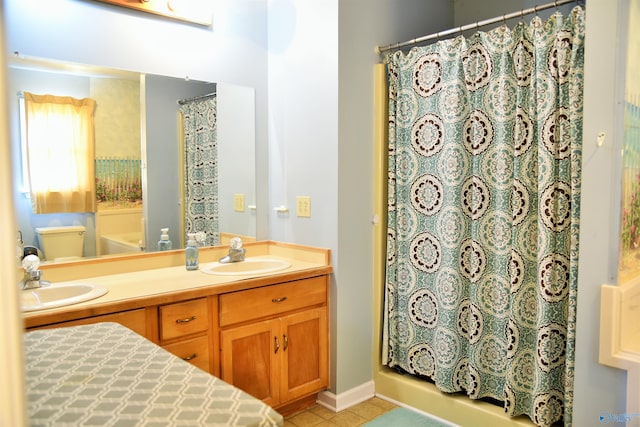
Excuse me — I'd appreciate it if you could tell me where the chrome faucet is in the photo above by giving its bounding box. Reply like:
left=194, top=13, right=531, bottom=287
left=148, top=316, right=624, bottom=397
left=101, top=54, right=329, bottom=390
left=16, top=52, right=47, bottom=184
left=20, top=254, right=50, bottom=290
left=219, top=237, right=246, bottom=263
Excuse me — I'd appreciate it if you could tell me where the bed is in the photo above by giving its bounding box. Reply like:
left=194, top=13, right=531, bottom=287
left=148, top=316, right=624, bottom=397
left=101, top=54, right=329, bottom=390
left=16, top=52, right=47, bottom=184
left=25, top=322, right=283, bottom=426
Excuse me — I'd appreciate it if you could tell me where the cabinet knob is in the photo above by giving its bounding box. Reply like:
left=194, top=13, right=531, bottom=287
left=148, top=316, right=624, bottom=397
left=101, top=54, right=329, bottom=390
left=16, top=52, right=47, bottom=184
left=182, top=353, right=198, bottom=361
left=274, top=336, right=280, bottom=354
left=283, top=334, right=288, bottom=351
left=271, top=297, right=287, bottom=303
left=176, top=316, right=196, bottom=324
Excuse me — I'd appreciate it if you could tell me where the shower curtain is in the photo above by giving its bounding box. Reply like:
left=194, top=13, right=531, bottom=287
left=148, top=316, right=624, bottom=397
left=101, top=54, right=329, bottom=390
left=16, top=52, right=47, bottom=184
left=382, top=6, right=584, bottom=427
left=180, top=97, right=219, bottom=246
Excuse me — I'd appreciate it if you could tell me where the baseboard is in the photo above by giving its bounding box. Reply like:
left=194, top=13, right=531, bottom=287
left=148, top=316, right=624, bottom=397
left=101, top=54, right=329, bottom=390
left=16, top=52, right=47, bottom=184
left=316, top=380, right=375, bottom=412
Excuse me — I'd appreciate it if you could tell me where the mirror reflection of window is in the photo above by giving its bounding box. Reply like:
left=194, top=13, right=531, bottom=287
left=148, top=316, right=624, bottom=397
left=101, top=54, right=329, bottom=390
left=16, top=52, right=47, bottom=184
left=21, top=92, right=96, bottom=214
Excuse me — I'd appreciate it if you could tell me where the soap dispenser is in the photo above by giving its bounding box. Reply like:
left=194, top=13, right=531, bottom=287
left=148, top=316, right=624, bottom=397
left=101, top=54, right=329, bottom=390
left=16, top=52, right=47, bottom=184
left=158, top=228, right=172, bottom=251
left=185, top=233, right=199, bottom=271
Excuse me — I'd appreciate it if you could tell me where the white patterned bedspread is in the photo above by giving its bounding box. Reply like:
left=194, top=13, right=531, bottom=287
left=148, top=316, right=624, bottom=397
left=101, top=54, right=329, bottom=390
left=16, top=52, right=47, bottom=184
left=25, top=322, right=283, bottom=426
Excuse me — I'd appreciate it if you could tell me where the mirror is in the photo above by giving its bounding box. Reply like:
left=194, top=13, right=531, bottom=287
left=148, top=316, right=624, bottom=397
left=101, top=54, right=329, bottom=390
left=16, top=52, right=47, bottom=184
left=8, top=56, right=256, bottom=262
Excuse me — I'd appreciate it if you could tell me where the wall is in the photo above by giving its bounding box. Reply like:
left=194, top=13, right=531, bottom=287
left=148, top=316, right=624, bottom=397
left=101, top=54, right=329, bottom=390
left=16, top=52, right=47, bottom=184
left=266, top=0, right=341, bottom=392
left=92, top=78, right=140, bottom=159
left=453, top=0, right=574, bottom=27
left=217, top=84, right=256, bottom=238
left=574, top=0, right=629, bottom=424
left=628, top=0, right=640, bottom=96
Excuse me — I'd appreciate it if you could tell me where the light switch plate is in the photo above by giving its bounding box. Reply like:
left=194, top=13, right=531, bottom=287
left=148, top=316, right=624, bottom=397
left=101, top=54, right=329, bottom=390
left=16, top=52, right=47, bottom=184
left=234, top=194, right=245, bottom=212
left=296, top=196, right=311, bottom=218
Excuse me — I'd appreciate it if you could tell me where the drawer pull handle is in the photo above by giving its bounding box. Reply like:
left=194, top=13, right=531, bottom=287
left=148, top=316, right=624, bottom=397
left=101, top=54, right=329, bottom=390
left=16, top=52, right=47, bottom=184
left=272, top=297, right=287, bottom=303
left=283, top=334, right=288, bottom=351
left=274, top=336, right=280, bottom=354
left=182, top=353, right=198, bottom=361
left=176, top=316, right=196, bottom=324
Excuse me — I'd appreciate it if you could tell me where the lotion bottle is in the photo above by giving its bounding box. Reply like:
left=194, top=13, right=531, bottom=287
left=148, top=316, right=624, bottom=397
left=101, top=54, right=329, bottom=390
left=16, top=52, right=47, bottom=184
left=158, top=228, right=172, bottom=251
left=185, top=233, right=199, bottom=271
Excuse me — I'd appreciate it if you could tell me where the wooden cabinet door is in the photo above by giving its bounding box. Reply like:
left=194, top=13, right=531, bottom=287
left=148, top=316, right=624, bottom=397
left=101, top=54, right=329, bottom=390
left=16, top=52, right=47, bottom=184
left=280, top=307, right=328, bottom=402
left=220, top=319, right=280, bottom=407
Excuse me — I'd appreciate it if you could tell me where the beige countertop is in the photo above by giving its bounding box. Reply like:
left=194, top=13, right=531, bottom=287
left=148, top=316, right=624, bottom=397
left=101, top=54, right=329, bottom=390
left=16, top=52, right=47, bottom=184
left=22, top=241, right=332, bottom=328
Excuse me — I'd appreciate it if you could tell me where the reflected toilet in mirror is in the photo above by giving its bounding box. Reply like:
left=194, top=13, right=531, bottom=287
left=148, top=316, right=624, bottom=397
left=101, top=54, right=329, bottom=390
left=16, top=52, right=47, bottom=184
left=35, top=226, right=86, bottom=262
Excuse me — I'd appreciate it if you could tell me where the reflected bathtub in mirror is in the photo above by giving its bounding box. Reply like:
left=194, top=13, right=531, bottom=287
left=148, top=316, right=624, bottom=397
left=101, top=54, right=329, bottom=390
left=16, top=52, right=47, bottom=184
left=100, top=233, right=143, bottom=255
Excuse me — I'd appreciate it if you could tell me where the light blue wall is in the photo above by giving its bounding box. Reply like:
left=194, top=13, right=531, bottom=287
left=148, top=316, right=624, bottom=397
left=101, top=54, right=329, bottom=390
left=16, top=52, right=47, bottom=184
left=267, top=0, right=342, bottom=389
left=454, top=0, right=575, bottom=27
left=574, top=0, right=629, bottom=424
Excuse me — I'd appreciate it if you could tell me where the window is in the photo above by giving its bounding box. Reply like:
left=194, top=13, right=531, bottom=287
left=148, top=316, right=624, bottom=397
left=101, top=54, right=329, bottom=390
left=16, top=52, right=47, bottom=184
left=21, top=92, right=96, bottom=214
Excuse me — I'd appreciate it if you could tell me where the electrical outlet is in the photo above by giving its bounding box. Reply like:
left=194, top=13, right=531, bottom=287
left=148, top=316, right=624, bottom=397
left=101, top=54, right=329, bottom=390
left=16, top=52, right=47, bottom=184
left=296, top=196, right=311, bottom=218
left=234, top=194, right=245, bottom=212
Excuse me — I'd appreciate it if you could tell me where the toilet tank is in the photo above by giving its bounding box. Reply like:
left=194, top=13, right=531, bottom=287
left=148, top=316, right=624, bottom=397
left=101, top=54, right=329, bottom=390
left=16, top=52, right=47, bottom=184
left=35, top=226, right=86, bottom=261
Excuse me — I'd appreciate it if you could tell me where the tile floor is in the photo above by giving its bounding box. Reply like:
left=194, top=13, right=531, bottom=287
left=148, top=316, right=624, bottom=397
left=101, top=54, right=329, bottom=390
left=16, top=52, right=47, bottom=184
left=284, top=397, right=399, bottom=427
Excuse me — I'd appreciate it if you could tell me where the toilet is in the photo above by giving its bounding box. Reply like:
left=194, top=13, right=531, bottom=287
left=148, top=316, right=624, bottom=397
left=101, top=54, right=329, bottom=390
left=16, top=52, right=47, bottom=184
left=35, top=226, right=86, bottom=261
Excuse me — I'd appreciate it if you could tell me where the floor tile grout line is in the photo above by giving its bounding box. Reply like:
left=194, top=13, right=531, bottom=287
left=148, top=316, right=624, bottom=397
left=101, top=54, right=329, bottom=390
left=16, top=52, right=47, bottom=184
left=284, top=397, right=399, bottom=426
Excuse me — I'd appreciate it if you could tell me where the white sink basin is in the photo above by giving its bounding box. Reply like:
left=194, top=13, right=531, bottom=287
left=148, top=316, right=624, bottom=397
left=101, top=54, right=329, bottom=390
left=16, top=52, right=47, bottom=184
left=21, top=283, right=109, bottom=312
left=201, top=258, right=291, bottom=276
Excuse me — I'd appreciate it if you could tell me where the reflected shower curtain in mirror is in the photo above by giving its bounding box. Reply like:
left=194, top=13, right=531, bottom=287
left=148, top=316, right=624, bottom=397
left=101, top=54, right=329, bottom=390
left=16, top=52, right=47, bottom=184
left=382, top=7, right=584, bottom=427
left=180, top=97, right=219, bottom=246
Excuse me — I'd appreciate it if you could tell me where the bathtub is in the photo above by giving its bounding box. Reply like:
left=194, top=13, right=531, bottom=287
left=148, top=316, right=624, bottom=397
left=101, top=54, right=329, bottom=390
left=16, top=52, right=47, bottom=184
left=96, top=208, right=143, bottom=256
left=100, top=232, right=143, bottom=255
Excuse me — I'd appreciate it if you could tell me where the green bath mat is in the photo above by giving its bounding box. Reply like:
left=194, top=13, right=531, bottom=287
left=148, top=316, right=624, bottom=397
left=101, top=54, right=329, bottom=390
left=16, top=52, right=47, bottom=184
left=364, top=407, right=456, bottom=427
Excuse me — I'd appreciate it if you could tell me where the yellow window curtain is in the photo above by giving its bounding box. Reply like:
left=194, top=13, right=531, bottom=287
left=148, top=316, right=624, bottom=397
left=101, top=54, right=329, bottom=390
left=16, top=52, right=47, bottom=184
left=23, top=92, right=97, bottom=214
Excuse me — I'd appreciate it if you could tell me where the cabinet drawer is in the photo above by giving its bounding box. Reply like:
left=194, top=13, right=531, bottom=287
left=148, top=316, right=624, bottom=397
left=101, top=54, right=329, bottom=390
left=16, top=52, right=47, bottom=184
left=162, top=335, right=210, bottom=372
left=219, top=276, right=327, bottom=327
left=160, top=298, right=209, bottom=341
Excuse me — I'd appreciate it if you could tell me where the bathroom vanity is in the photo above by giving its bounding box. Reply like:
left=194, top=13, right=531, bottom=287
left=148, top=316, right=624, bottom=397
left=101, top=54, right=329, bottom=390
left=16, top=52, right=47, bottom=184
left=22, top=241, right=332, bottom=417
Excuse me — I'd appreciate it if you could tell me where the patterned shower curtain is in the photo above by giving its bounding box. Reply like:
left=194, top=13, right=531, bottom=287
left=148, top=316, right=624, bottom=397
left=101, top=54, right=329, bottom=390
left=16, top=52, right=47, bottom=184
left=382, top=7, right=584, bottom=427
left=180, top=97, right=219, bottom=246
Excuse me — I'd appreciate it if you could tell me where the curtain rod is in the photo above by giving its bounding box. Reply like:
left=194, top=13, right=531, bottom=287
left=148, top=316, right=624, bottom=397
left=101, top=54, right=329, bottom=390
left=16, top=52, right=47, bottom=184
left=375, top=0, right=580, bottom=54
left=177, top=92, right=216, bottom=105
